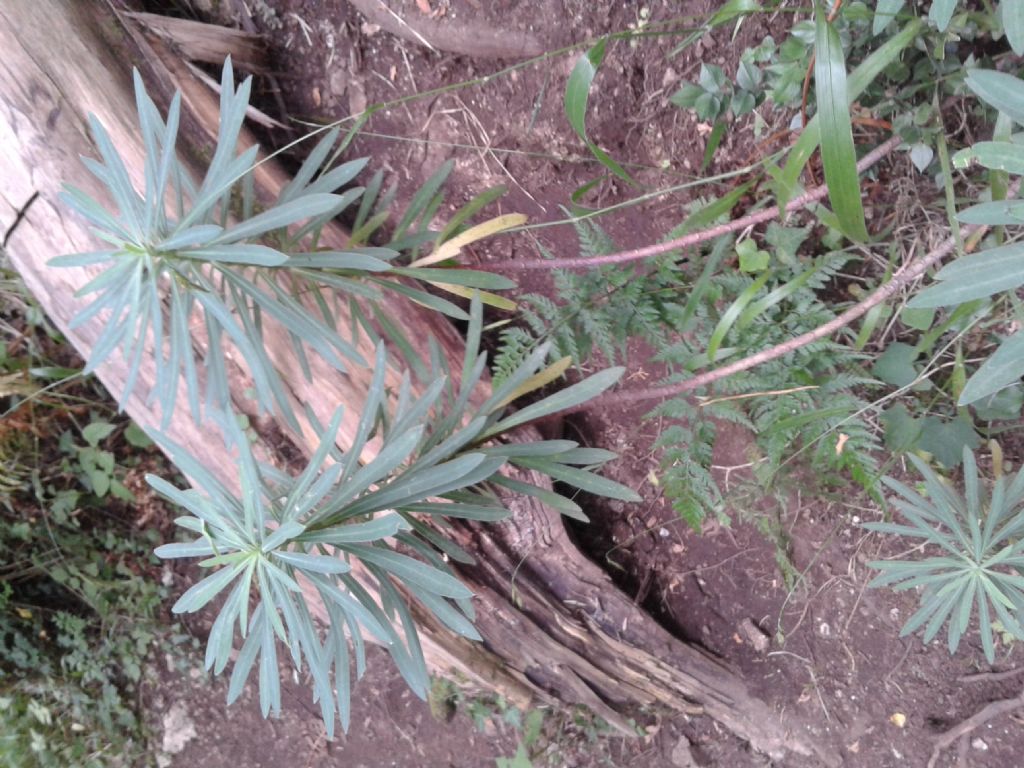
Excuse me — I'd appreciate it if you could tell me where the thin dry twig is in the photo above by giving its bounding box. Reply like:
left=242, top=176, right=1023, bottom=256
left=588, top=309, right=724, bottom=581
left=489, top=135, right=903, bottom=272
left=927, top=685, right=1024, bottom=768
left=960, top=668, right=1024, bottom=684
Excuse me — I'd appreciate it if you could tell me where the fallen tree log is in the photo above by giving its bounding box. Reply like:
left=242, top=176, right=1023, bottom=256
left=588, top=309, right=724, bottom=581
left=0, top=2, right=830, bottom=762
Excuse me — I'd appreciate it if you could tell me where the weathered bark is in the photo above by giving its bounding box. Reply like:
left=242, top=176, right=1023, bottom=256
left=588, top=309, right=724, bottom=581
left=0, top=2, right=829, bottom=762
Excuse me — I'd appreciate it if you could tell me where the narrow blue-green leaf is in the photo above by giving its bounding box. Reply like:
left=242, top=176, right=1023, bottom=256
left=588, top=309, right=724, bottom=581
left=513, top=457, right=641, bottom=502
left=347, top=544, right=472, bottom=599
left=959, top=331, right=1024, bottom=405
left=274, top=551, right=351, bottom=574
left=279, top=128, right=340, bottom=203
left=205, top=575, right=246, bottom=674
left=156, top=224, right=223, bottom=251
left=154, top=539, right=217, bottom=559
left=305, top=158, right=369, bottom=197
left=479, top=440, right=579, bottom=459
left=564, top=38, right=637, bottom=187
left=262, top=520, right=306, bottom=553
left=285, top=251, right=393, bottom=272
left=929, top=0, right=956, bottom=31
left=398, top=500, right=511, bottom=522
left=48, top=250, right=116, bottom=268
left=349, top=455, right=504, bottom=515
left=258, top=612, right=280, bottom=717
left=188, top=244, right=287, bottom=267
left=406, top=586, right=482, bottom=641
left=312, top=576, right=391, bottom=644
left=966, top=70, right=1024, bottom=124
left=549, top=447, right=619, bottom=465
left=815, top=15, right=868, bottom=241
left=489, top=475, right=587, bottom=520
left=301, top=515, right=407, bottom=545
left=212, top=194, right=343, bottom=243
left=371, top=278, right=470, bottom=320
left=390, top=266, right=516, bottom=291
left=484, top=367, right=624, bottom=437
left=227, top=605, right=264, bottom=704
left=171, top=561, right=244, bottom=613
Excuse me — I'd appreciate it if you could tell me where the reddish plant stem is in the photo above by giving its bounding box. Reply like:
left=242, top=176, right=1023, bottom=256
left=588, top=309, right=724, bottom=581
left=490, top=135, right=903, bottom=272
left=567, top=177, right=1021, bottom=415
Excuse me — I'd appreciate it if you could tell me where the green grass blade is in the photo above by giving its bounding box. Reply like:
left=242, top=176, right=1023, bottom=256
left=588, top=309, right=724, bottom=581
left=564, top=38, right=637, bottom=187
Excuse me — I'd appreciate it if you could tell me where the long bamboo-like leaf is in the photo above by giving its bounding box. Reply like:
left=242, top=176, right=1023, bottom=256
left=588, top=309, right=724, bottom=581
left=814, top=13, right=868, bottom=241
left=777, top=17, right=922, bottom=209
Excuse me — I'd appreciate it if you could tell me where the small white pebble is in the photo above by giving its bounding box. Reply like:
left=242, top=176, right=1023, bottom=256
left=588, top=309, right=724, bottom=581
left=972, top=738, right=989, bottom=751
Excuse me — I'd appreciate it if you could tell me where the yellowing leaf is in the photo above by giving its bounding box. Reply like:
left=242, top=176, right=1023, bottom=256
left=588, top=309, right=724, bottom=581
left=410, top=214, right=527, bottom=267
left=15, top=608, right=32, bottom=620
left=496, top=356, right=572, bottom=408
left=427, top=281, right=517, bottom=311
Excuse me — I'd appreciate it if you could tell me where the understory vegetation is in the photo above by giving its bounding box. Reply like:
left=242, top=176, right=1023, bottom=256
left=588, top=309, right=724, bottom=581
left=7, top=0, right=1024, bottom=763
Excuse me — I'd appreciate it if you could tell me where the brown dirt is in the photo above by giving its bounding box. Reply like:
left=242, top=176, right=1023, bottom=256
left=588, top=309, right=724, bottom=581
left=146, top=1, right=1024, bottom=766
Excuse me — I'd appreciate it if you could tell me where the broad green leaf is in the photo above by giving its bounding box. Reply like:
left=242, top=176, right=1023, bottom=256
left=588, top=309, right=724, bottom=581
left=815, top=15, right=868, bottom=241
left=736, top=239, right=769, bottom=272
left=966, top=70, right=1024, bottom=124
left=880, top=403, right=923, bottom=452
left=952, top=142, right=1024, bottom=175
left=872, top=342, right=919, bottom=387
left=917, top=415, right=980, bottom=468
left=82, top=421, right=116, bottom=447
left=957, top=199, right=1024, bottom=226
left=909, top=242, right=1024, bottom=307
left=929, top=0, right=956, bottom=31
left=873, top=0, right=905, bottom=35
left=959, top=331, right=1024, bottom=405
left=1005, top=0, right=1024, bottom=55
left=564, top=38, right=637, bottom=186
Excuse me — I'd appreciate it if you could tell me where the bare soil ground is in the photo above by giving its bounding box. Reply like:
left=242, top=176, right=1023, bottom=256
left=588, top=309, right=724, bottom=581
left=146, top=1, right=1024, bottom=766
